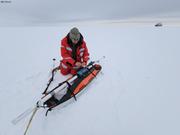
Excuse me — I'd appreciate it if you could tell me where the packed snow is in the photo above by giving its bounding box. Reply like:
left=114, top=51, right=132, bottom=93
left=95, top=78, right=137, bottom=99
left=0, top=21, right=180, bottom=135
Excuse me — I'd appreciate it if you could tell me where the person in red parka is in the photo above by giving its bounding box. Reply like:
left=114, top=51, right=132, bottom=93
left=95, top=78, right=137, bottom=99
left=60, top=27, right=89, bottom=75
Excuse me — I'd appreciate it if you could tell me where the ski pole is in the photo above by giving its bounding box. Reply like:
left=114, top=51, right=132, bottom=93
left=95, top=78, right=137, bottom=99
left=95, top=56, right=106, bottom=63
left=52, top=58, right=56, bottom=68
left=42, top=58, right=58, bottom=94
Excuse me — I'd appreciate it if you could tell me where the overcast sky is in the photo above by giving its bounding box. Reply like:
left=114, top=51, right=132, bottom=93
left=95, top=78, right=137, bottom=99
left=0, top=0, right=180, bottom=26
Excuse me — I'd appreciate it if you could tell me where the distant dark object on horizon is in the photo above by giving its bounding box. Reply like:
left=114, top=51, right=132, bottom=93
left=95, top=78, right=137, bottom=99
left=155, top=22, right=163, bottom=27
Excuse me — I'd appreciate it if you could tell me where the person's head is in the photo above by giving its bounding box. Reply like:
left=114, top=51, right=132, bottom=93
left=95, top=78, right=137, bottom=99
left=69, top=27, right=80, bottom=44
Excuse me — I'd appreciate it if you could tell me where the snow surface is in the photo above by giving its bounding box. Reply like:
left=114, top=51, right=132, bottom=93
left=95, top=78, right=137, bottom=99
left=0, top=22, right=180, bottom=135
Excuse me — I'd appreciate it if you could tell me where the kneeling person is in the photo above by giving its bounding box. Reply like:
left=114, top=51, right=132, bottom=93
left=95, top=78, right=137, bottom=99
left=60, top=27, right=89, bottom=75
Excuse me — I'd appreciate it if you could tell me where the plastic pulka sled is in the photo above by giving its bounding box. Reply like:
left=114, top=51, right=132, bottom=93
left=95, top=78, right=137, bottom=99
left=40, top=61, right=102, bottom=115
left=22, top=60, right=103, bottom=135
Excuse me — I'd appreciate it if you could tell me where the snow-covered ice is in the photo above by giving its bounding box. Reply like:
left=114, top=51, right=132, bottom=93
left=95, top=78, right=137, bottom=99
left=0, top=21, right=180, bottom=135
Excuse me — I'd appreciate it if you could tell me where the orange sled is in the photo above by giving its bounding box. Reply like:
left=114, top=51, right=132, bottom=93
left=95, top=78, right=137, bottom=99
left=44, top=63, right=102, bottom=114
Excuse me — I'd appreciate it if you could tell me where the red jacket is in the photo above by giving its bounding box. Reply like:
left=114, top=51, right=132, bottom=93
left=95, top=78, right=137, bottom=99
left=61, top=34, right=89, bottom=66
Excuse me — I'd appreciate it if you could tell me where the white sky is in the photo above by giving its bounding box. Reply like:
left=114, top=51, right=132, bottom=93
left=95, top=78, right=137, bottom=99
left=0, top=0, right=180, bottom=26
